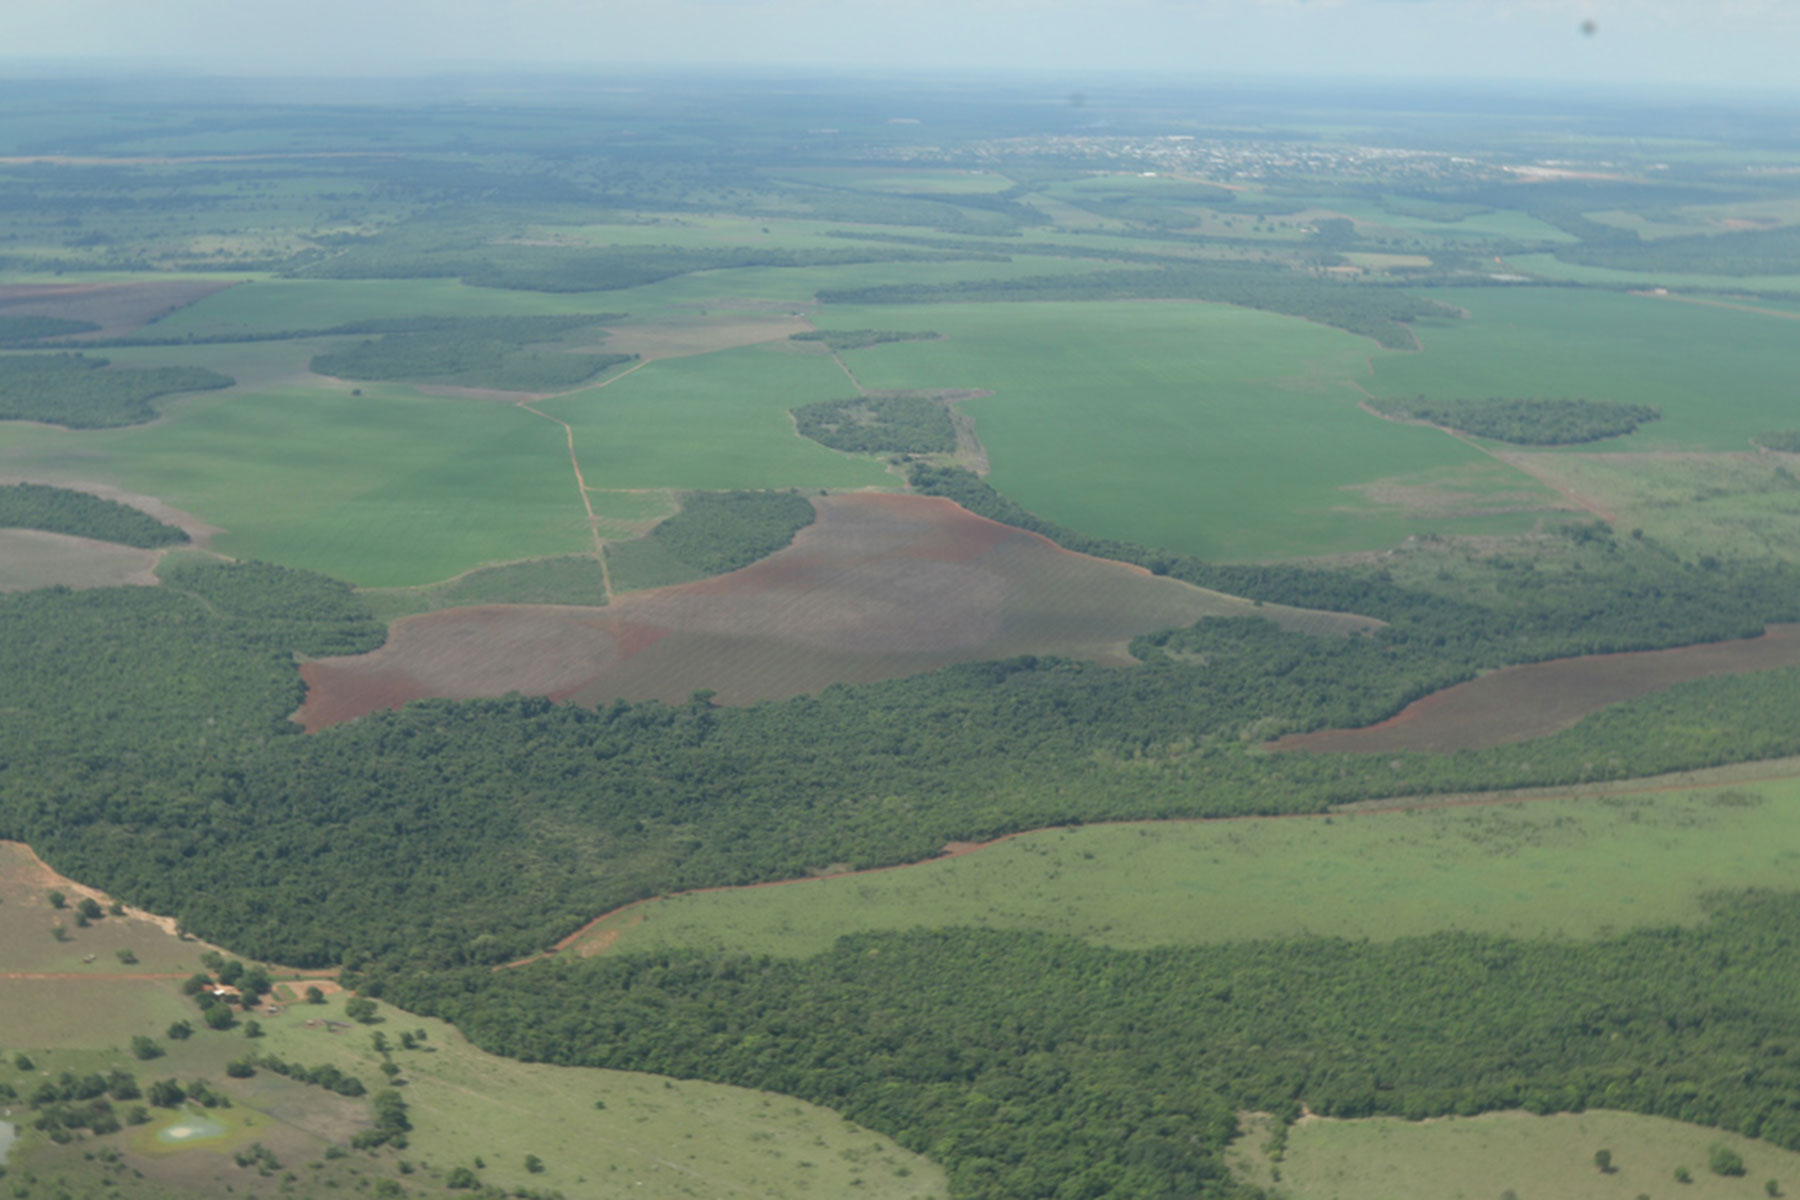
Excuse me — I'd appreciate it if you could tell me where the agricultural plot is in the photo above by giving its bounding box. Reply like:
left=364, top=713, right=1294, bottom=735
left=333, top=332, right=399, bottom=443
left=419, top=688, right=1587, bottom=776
left=830, top=300, right=1564, bottom=560
left=1231, top=1110, right=1800, bottom=1200
left=1271, top=624, right=1800, bottom=753
left=293, top=492, right=1372, bottom=727
left=1370, top=288, right=1800, bottom=453
left=565, top=776, right=1800, bottom=959
left=0, top=528, right=158, bottom=592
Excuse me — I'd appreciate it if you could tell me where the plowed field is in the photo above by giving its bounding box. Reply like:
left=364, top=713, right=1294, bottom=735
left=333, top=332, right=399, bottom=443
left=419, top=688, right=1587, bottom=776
left=297, top=493, right=1375, bottom=729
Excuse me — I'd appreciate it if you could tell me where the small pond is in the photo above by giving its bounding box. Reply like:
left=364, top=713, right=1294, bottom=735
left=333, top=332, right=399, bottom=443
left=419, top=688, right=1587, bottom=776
left=155, top=1112, right=228, bottom=1145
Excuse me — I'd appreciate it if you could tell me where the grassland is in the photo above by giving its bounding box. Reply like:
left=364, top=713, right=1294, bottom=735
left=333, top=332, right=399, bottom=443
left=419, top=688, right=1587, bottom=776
left=0, top=841, right=947, bottom=1200
left=830, top=300, right=1563, bottom=560
left=1230, top=1110, right=1800, bottom=1200
left=569, top=776, right=1800, bottom=959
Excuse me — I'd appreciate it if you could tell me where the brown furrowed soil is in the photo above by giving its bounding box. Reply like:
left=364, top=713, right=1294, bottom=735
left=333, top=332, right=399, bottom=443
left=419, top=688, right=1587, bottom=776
left=0, top=279, right=236, bottom=337
left=1269, top=623, right=1800, bottom=754
left=0, top=528, right=160, bottom=592
left=296, top=493, right=1377, bottom=730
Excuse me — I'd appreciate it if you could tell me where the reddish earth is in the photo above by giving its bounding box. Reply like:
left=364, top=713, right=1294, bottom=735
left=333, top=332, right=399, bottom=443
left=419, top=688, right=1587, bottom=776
left=297, top=492, right=1376, bottom=731
left=0, top=280, right=236, bottom=338
left=1269, top=624, right=1800, bottom=754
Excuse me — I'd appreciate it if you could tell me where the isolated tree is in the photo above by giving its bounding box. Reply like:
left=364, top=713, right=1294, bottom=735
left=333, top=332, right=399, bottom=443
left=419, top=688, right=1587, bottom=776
left=76, top=897, right=103, bottom=921
left=166, top=1020, right=192, bottom=1041
left=46, top=889, right=65, bottom=909
left=525, top=1154, right=545, bottom=1174
left=147, top=1078, right=186, bottom=1108
left=243, top=1019, right=263, bottom=1039
left=345, top=996, right=379, bottom=1023
left=1595, top=1149, right=1614, bottom=1173
left=305, top=985, right=325, bottom=1005
left=1766, top=1180, right=1781, bottom=1197
left=1676, top=1165, right=1694, bottom=1183
left=1712, top=1145, right=1747, bottom=1177
left=130, top=1036, right=162, bottom=1061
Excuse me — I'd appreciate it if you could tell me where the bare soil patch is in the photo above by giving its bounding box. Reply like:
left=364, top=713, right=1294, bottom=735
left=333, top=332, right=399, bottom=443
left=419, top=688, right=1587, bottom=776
left=0, top=529, right=159, bottom=592
left=1270, top=624, right=1800, bottom=754
left=589, top=311, right=811, bottom=362
left=0, top=280, right=235, bottom=338
left=296, top=493, right=1373, bottom=730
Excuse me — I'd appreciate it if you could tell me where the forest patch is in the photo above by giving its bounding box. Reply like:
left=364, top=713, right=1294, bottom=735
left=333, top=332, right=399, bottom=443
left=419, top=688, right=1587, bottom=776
left=1370, top=395, right=1661, bottom=444
left=0, top=354, right=232, bottom=428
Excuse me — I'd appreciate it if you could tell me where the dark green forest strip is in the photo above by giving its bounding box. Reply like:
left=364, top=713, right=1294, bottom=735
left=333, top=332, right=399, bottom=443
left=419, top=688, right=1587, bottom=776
left=789, top=329, right=940, bottom=352
left=378, top=893, right=1800, bottom=1200
left=794, top=394, right=957, bottom=455
left=1557, top=223, right=1800, bottom=276
left=1368, top=395, right=1662, bottom=445
left=0, top=483, right=187, bottom=548
left=817, top=265, right=1455, bottom=350
left=311, top=316, right=635, bottom=391
left=637, top=490, right=817, bottom=578
left=0, top=354, right=231, bottom=428
left=0, top=315, right=99, bottom=343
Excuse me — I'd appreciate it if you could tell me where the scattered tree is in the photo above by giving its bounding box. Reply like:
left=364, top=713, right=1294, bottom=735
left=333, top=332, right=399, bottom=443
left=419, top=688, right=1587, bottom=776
left=304, top=986, right=325, bottom=1005
left=1712, top=1144, right=1748, bottom=1177
left=1596, top=1149, right=1614, bottom=1174
left=524, top=1155, right=545, bottom=1174
left=1677, top=1165, right=1694, bottom=1183
left=166, top=1020, right=193, bottom=1041
left=345, top=996, right=379, bottom=1023
left=130, top=1036, right=162, bottom=1061
left=46, top=889, right=66, bottom=909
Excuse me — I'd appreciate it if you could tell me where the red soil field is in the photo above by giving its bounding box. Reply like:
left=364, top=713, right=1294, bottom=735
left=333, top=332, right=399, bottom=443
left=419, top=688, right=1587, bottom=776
left=1269, top=624, right=1800, bottom=755
left=0, top=280, right=235, bottom=338
left=296, top=493, right=1375, bottom=731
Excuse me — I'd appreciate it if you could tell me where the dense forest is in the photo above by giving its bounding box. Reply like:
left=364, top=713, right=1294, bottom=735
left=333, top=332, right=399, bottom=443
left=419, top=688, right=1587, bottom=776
left=1370, top=395, right=1662, bottom=444
left=633, top=489, right=818, bottom=578
left=0, top=482, right=187, bottom=547
left=376, top=891, right=1800, bottom=1200
left=0, top=353, right=231, bottom=427
left=1557, top=222, right=1800, bottom=277
left=818, top=265, right=1456, bottom=350
left=793, top=393, right=958, bottom=454
left=311, top=315, right=633, bottom=392
left=0, top=315, right=99, bottom=343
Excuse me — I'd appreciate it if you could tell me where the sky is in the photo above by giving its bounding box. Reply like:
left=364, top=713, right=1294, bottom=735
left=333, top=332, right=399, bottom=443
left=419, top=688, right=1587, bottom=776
left=3, top=0, right=1799, bottom=93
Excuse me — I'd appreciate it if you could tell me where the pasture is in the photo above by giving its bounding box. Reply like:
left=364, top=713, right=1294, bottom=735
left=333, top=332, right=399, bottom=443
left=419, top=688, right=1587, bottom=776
left=0, top=839, right=947, bottom=1200
left=830, top=300, right=1562, bottom=560
left=567, top=776, right=1800, bottom=958
left=1232, top=1110, right=1800, bottom=1200
left=0, top=528, right=157, bottom=592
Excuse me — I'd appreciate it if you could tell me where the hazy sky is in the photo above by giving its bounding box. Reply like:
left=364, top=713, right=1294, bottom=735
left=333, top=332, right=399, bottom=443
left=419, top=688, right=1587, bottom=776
left=4, top=0, right=1798, bottom=92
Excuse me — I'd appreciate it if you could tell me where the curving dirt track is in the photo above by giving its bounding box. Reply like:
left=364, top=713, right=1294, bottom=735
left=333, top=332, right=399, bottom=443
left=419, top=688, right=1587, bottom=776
left=296, top=493, right=1377, bottom=730
left=1269, top=624, right=1800, bottom=754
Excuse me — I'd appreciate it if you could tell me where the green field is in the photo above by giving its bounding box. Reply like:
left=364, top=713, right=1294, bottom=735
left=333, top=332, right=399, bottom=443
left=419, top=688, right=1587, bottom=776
left=830, top=300, right=1560, bottom=560
left=1370, top=288, right=1800, bottom=453
left=579, top=778, right=1800, bottom=958
left=542, top=343, right=896, bottom=492
left=1231, top=1110, right=1800, bottom=1200
left=1508, top=251, right=1800, bottom=293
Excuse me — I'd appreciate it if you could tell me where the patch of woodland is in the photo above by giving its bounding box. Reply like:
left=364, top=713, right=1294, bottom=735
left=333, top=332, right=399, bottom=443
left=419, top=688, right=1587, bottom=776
left=0, top=315, right=100, bottom=344
left=788, top=329, right=940, bottom=352
left=0, top=353, right=231, bottom=428
left=0, top=482, right=188, bottom=548
left=1371, top=395, right=1662, bottom=444
left=818, top=263, right=1457, bottom=350
left=793, top=393, right=957, bottom=455
left=375, top=890, right=1800, bottom=1200
left=310, top=315, right=635, bottom=392
left=634, top=490, right=818, bottom=579
left=1558, top=222, right=1800, bottom=277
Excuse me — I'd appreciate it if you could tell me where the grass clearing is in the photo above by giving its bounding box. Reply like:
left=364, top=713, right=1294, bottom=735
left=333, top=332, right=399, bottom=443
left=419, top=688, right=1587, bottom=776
left=1230, top=1109, right=1800, bottom=1200
left=832, top=300, right=1559, bottom=560
left=571, top=776, right=1800, bottom=958
left=0, top=528, right=158, bottom=591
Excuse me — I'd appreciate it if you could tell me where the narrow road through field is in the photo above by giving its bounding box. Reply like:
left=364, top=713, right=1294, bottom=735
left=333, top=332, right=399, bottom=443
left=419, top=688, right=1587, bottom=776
left=517, top=358, right=650, bottom=603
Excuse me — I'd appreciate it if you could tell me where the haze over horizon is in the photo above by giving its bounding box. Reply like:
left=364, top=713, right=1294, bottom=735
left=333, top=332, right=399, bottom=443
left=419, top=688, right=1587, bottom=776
left=2, top=0, right=1798, bottom=94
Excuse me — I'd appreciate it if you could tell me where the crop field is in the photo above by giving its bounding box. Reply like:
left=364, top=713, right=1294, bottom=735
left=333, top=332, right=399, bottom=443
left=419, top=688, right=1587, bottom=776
left=1231, top=1110, right=1800, bottom=1200
left=0, top=841, right=946, bottom=1200
left=1507, top=251, right=1800, bottom=293
left=830, top=300, right=1564, bottom=559
left=1271, top=624, right=1800, bottom=753
left=563, top=775, right=1800, bottom=959
left=0, top=528, right=158, bottom=591
left=1369, top=288, right=1800, bottom=454
left=295, top=492, right=1370, bottom=726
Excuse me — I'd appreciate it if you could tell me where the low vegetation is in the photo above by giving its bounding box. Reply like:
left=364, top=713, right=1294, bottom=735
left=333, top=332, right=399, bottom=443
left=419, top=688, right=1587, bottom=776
left=1372, top=395, right=1662, bottom=444
left=793, top=393, right=958, bottom=454
left=0, top=483, right=188, bottom=548
left=0, top=316, right=99, bottom=343
left=1754, top=430, right=1800, bottom=453
left=0, top=353, right=231, bottom=428
left=790, top=329, right=940, bottom=352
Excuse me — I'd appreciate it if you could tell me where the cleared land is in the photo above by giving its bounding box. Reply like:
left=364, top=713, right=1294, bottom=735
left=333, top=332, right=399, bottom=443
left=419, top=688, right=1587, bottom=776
left=0, top=528, right=159, bottom=591
left=1231, top=1109, right=1800, bottom=1200
left=562, top=775, right=1800, bottom=958
left=1270, top=624, right=1800, bottom=754
left=294, top=492, right=1373, bottom=728
left=830, top=300, right=1565, bottom=561
left=0, top=279, right=236, bottom=338
left=0, top=840, right=947, bottom=1200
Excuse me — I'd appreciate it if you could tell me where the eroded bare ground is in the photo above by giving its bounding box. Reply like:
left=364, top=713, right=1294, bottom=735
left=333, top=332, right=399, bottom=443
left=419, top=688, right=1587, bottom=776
left=1270, top=623, right=1800, bottom=754
left=0, top=279, right=237, bottom=338
left=295, top=493, right=1378, bottom=730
